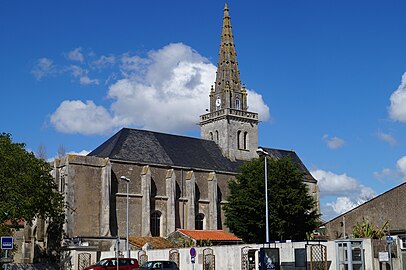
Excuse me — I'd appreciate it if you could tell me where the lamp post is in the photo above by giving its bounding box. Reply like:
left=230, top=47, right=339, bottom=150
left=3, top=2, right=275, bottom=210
left=120, top=176, right=130, bottom=257
left=256, top=148, right=269, bottom=243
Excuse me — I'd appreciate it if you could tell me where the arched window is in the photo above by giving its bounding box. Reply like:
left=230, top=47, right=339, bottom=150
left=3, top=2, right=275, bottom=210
left=195, top=214, right=205, bottom=230
left=209, top=132, right=213, bottom=140
left=244, top=132, right=248, bottom=150
left=215, top=130, right=219, bottom=142
left=151, top=211, right=161, bottom=237
left=235, top=98, right=240, bottom=110
left=237, top=130, right=241, bottom=149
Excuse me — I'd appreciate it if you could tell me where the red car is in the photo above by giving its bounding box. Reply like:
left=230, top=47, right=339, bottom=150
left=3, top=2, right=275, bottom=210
left=85, top=258, right=139, bottom=270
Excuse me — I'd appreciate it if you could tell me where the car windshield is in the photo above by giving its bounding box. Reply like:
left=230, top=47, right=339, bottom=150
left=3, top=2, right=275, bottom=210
left=141, top=261, right=161, bottom=268
left=94, top=259, right=109, bottom=266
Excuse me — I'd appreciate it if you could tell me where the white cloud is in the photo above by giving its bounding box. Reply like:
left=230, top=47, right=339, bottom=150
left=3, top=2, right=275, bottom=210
left=67, top=150, right=91, bottom=156
left=47, top=149, right=91, bottom=162
left=50, top=100, right=115, bottom=135
left=311, top=169, right=376, bottom=220
left=50, top=43, right=271, bottom=135
left=79, top=75, right=99, bottom=85
left=396, top=156, right=406, bottom=180
left=326, top=197, right=358, bottom=215
left=389, top=72, right=406, bottom=122
left=93, top=55, right=115, bottom=69
left=120, top=53, right=151, bottom=80
left=32, top=58, right=56, bottom=80
left=373, top=168, right=395, bottom=183
left=247, top=90, right=270, bottom=122
left=376, top=131, right=397, bottom=146
left=69, top=65, right=99, bottom=85
left=322, top=134, right=345, bottom=149
left=68, top=48, right=84, bottom=63
left=373, top=155, right=406, bottom=182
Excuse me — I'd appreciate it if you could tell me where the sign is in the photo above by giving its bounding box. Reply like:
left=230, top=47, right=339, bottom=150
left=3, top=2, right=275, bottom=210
left=259, top=248, right=280, bottom=270
left=1, top=237, right=13, bottom=250
left=0, top=258, right=12, bottom=263
left=191, top=257, right=195, bottom=264
left=189, top=247, right=196, bottom=257
left=378, top=252, right=389, bottom=262
left=386, top=236, right=394, bottom=244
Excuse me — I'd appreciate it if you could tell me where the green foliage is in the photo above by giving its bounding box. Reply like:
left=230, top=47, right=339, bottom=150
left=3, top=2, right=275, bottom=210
left=352, top=218, right=388, bottom=239
left=0, top=133, right=64, bottom=225
left=224, top=156, right=320, bottom=243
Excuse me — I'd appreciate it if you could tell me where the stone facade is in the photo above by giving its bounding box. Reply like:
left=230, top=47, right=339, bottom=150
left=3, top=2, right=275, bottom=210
left=50, top=154, right=238, bottom=248
left=199, top=109, right=258, bottom=161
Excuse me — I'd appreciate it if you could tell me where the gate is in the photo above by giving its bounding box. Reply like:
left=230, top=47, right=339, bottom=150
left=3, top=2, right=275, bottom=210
left=78, top=253, right=91, bottom=270
left=169, top=249, right=180, bottom=268
left=203, top=248, right=215, bottom=270
left=241, top=246, right=252, bottom=270
left=138, top=250, right=148, bottom=266
left=306, top=244, right=327, bottom=270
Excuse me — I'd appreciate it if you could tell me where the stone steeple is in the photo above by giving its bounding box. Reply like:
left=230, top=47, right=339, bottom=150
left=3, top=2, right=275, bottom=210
left=209, top=3, right=247, bottom=112
left=200, top=4, right=258, bottom=161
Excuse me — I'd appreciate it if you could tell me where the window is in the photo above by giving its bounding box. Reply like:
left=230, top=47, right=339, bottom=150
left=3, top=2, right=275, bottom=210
left=399, top=235, right=406, bottom=249
left=209, top=132, right=213, bottom=140
left=60, top=176, right=65, bottom=193
left=244, top=132, right=248, bottom=150
left=195, top=213, right=204, bottom=230
left=235, top=98, right=240, bottom=110
left=151, top=211, right=161, bottom=236
left=237, top=131, right=241, bottom=149
left=215, top=130, right=219, bottom=142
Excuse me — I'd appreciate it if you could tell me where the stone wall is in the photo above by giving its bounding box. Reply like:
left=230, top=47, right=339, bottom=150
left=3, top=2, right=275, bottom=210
left=52, top=155, right=237, bottom=243
left=325, top=182, right=406, bottom=239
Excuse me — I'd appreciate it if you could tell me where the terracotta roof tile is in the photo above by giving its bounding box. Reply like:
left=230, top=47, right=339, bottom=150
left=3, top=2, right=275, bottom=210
left=128, top=236, right=175, bottom=249
left=178, top=230, right=241, bottom=241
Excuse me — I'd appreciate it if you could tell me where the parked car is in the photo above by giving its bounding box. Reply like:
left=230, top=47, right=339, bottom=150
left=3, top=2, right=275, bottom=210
left=136, top=260, right=179, bottom=270
left=85, top=258, right=139, bottom=270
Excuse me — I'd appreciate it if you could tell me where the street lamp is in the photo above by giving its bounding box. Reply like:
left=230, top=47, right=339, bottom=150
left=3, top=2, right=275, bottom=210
left=256, top=147, right=269, bottom=243
left=120, top=176, right=130, bottom=257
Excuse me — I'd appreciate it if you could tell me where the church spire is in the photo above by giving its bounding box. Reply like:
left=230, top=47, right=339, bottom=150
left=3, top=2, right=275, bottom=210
left=210, top=3, right=247, bottom=112
left=200, top=4, right=258, bottom=161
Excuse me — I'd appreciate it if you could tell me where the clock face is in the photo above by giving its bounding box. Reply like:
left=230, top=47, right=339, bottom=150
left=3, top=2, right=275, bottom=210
left=216, top=98, right=221, bottom=107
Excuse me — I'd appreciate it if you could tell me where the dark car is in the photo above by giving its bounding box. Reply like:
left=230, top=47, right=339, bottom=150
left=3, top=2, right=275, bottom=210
left=85, top=258, right=139, bottom=270
left=136, top=260, right=179, bottom=270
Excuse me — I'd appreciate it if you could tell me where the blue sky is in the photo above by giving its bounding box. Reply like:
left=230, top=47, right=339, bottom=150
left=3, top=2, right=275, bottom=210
left=1, top=0, right=406, bottom=221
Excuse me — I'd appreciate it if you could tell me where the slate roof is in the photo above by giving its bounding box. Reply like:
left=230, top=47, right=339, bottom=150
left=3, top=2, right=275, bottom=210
left=88, top=128, right=316, bottom=182
left=262, top=147, right=316, bottom=183
left=177, top=229, right=242, bottom=241
left=88, top=128, right=243, bottom=172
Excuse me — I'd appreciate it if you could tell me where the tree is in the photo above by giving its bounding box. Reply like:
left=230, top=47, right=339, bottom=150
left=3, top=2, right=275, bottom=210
left=57, top=144, right=66, bottom=159
left=0, top=133, right=64, bottom=226
left=36, top=143, right=47, bottom=160
left=224, top=156, right=320, bottom=243
left=352, top=218, right=388, bottom=239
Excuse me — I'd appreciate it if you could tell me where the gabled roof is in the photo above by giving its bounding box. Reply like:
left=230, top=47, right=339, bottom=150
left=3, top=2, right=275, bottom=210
left=88, top=128, right=316, bottom=183
left=177, top=229, right=241, bottom=241
left=88, top=128, right=243, bottom=172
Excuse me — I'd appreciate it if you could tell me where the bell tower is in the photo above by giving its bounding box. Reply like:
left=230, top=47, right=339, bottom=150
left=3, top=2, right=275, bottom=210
left=200, top=4, right=258, bottom=161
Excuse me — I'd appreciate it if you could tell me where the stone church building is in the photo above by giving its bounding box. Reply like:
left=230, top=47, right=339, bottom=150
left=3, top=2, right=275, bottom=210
left=15, top=4, right=319, bottom=263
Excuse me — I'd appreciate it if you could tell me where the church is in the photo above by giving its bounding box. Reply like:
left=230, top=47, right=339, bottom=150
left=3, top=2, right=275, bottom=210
left=16, top=4, right=319, bottom=264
